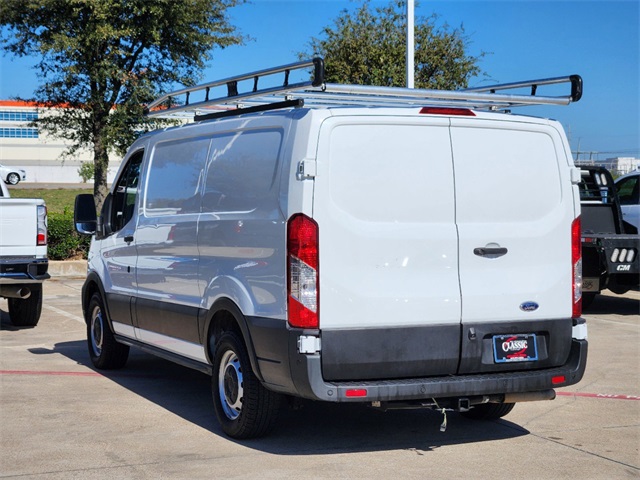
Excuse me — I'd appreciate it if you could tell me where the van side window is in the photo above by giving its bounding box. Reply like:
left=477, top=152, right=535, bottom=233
left=203, top=129, right=282, bottom=212
left=145, top=137, right=210, bottom=215
left=112, top=150, right=143, bottom=232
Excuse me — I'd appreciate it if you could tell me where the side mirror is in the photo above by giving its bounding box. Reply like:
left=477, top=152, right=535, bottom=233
left=74, top=194, right=97, bottom=235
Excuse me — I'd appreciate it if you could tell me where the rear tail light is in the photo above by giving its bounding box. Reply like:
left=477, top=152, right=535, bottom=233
left=572, top=217, right=582, bottom=318
left=37, top=205, right=47, bottom=246
left=287, top=214, right=319, bottom=329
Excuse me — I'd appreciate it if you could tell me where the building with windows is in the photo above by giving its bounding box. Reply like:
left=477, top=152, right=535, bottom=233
left=0, top=100, right=121, bottom=183
left=576, top=156, right=640, bottom=177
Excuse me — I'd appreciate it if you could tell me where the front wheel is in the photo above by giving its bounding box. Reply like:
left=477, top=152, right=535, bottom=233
left=6, top=172, right=20, bottom=185
left=8, top=284, right=42, bottom=327
left=212, top=331, right=281, bottom=439
left=461, top=402, right=515, bottom=420
left=87, top=292, right=129, bottom=369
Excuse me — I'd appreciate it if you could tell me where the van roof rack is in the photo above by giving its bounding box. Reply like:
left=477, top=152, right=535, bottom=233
left=145, top=57, right=582, bottom=120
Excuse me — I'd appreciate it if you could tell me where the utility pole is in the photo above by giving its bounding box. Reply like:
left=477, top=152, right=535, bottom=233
left=406, top=0, right=414, bottom=88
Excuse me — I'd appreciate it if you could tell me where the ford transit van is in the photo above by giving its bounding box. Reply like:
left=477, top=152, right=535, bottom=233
left=75, top=59, right=587, bottom=439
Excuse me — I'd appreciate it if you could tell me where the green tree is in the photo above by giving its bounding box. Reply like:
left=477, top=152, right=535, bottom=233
left=0, top=0, right=243, bottom=211
left=303, top=0, right=484, bottom=89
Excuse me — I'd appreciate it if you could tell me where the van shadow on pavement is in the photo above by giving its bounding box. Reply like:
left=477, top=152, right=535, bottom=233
left=583, top=292, right=640, bottom=316
left=43, top=337, right=530, bottom=455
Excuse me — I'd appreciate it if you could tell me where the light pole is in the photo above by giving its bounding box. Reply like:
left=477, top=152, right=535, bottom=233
left=406, top=0, right=415, bottom=88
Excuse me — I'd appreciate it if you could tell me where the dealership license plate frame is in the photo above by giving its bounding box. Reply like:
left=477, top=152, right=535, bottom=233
left=493, top=333, right=538, bottom=363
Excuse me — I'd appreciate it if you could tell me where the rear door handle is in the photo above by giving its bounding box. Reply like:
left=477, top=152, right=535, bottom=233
left=474, top=247, right=508, bottom=258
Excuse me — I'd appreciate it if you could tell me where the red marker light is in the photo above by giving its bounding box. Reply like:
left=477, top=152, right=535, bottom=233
left=345, top=389, right=367, bottom=398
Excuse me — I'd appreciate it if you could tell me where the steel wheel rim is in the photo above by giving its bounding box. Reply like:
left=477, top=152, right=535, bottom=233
left=90, top=305, right=104, bottom=356
left=218, top=350, right=243, bottom=420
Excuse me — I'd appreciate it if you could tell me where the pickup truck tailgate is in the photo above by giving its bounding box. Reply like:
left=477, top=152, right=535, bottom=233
left=0, top=198, right=43, bottom=256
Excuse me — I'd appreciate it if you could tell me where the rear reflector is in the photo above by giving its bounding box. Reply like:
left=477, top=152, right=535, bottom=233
left=345, top=389, right=367, bottom=398
left=552, top=375, right=566, bottom=385
left=419, top=107, right=475, bottom=116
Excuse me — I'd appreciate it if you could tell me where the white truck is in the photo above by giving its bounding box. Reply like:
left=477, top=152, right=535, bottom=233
left=74, top=59, right=588, bottom=439
left=0, top=181, right=49, bottom=326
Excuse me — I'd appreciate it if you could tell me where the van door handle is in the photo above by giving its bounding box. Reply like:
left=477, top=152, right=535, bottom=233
left=124, top=235, right=134, bottom=243
left=474, top=247, right=508, bottom=257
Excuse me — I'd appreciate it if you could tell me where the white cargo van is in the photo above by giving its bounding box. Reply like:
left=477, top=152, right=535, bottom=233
left=74, top=59, right=587, bottom=439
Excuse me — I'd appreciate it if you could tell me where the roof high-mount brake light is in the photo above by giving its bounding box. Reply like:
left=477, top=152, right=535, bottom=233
left=419, top=107, right=476, bottom=116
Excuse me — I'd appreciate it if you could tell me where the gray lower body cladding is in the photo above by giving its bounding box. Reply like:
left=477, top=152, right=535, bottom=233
left=247, top=317, right=587, bottom=403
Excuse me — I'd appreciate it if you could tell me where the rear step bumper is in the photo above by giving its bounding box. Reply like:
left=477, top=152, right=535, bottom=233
left=290, top=339, right=587, bottom=403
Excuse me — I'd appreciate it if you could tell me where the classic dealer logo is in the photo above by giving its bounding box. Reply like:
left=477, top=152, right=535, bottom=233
left=502, top=336, right=529, bottom=359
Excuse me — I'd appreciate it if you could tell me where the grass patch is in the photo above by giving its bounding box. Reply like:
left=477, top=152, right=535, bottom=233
left=9, top=188, right=92, bottom=214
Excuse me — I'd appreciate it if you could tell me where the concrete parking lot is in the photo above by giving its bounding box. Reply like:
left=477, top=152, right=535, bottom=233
left=1, top=278, right=638, bottom=479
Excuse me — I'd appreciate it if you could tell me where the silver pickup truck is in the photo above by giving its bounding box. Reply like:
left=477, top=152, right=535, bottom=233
left=0, top=181, right=49, bottom=326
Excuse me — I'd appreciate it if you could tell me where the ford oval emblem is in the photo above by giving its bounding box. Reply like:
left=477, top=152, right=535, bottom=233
left=520, top=302, right=539, bottom=312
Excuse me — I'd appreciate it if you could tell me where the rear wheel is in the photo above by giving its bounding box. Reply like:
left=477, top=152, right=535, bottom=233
left=212, top=331, right=281, bottom=439
left=8, top=284, right=42, bottom=327
left=87, top=292, right=129, bottom=369
left=461, top=402, right=515, bottom=420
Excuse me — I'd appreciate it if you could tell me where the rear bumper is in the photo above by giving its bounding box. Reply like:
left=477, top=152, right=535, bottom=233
left=0, top=257, right=50, bottom=283
left=289, top=339, right=588, bottom=403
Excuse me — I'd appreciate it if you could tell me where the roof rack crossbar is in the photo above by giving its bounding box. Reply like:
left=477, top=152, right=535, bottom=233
left=144, top=57, right=581, bottom=120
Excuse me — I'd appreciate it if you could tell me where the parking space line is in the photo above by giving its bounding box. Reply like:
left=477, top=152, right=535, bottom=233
left=557, top=391, right=640, bottom=401
left=43, top=304, right=85, bottom=323
left=0, top=370, right=101, bottom=377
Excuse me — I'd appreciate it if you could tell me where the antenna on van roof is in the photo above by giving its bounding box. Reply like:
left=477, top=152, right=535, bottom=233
left=144, top=57, right=582, bottom=120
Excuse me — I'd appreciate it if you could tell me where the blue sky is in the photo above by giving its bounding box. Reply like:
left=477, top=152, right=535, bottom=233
left=1, top=0, right=638, bottom=159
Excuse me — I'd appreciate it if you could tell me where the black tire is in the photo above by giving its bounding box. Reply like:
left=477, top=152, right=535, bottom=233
left=212, top=331, right=281, bottom=439
left=461, top=402, right=515, bottom=420
left=7, top=172, right=20, bottom=185
left=582, top=292, right=596, bottom=309
left=87, top=292, right=129, bottom=369
left=8, top=284, right=42, bottom=327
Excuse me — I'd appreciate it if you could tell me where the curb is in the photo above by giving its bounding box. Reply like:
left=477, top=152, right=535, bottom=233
left=48, top=260, right=87, bottom=278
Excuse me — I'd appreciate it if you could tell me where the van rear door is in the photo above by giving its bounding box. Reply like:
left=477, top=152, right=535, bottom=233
left=450, top=120, right=575, bottom=373
left=313, top=116, right=461, bottom=381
